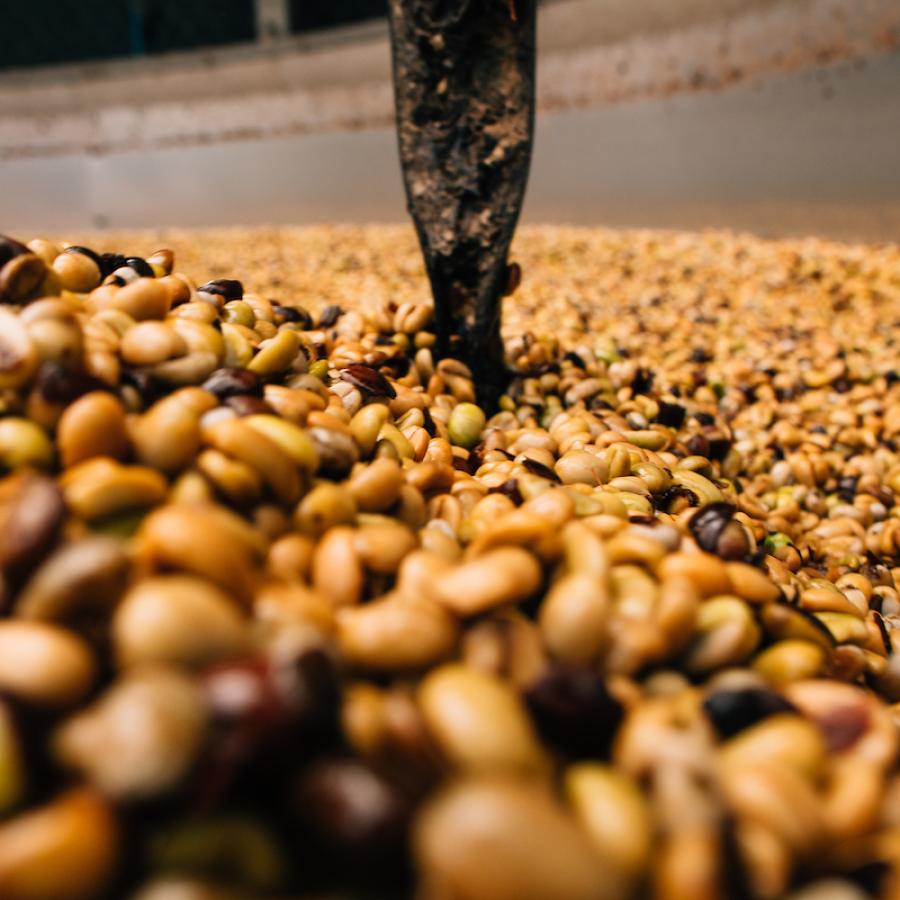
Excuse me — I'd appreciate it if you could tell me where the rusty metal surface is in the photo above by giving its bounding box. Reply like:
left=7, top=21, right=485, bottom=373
left=388, top=0, right=537, bottom=406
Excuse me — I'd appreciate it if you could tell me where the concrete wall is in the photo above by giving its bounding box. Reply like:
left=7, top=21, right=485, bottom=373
left=0, top=0, right=898, bottom=240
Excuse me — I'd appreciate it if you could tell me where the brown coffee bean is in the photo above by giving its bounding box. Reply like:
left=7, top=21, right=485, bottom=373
left=0, top=473, right=65, bottom=586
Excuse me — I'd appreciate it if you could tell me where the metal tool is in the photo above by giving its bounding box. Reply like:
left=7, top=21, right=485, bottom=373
left=388, top=0, right=537, bottom=410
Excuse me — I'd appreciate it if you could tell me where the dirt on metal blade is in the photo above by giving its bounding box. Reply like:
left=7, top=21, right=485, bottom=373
left=388, top=0, right=537, bottom=410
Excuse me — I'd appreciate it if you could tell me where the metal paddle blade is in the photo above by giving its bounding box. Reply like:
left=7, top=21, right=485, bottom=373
left=388, top=0, right=537, bottom=407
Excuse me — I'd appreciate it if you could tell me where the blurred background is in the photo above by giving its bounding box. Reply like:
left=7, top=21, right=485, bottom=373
left=0, top=0, right=898, bottom=240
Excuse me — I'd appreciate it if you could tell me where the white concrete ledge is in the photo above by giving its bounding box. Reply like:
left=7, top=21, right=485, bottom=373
left=0, top=0, right=897, bottom=160
left=2, top=49, right=898, bottom=242
left=1, top=0, right=898, bottom=241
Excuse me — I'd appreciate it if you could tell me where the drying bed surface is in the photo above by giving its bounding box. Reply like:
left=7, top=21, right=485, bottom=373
left=0, top=225, right=898, bottom=898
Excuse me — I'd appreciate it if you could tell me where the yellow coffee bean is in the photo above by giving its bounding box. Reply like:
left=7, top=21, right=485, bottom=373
left=120, top=321, right=187, bottom=366
left=0, top=789, right=118, bottom=900
left=565, top=764, right=652, bottom=879
left=242, top=414, right=319, bottom=472
left=418, top=664, right=547, bottom=774
left=203, top=418, right=300, bottom=505
left=113, top=575, right=249, bottom=669
left=0, top=703, right=25, bottom=816
left=60, top=458, right=167, bottom=521
left=348, top=458, right=405, bottom=512
left=53, top=668, right=208, bottom=801
left=247, top=329, right=300, bottom=375
left=130, top=395, right=203, bottom=475
left=719, top=714, right=826, bottom=779
left=354, top=521, right=418, bottom=574
left=753, top=640, right=826, bottom=685
left=312, top=526, right=364, bottom=607
left=197, top=449, right=262, bottom=506
left=415, top=777, right=616, bottom=900
left=349, top=404, right=390, bottom=456
left=294, top=482, right=357, bottom=537
left=136, top=503, right=263, bottom=607
left=337, top=595, right=457, bottom=671
left=434, top=547, right=543, bottom=616
left=52, top=250, right=101, bottom=292
left=0, top=419, right=54, bottom=470
left=97, top=277, right=170, bottom=320
left=57, top=391, right=129, bottom=467
left=540, top=573, right=609, bottom=665
left=0, top=621, right=96, bottom=707
left=447, top=402, right=486, bottom=450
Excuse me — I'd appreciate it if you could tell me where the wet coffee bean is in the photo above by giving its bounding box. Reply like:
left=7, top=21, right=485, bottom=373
left=378, top=354, right=411, bottom=379
left=0, top=474, right=65, bottom=587
left=690, top=347, right=712, bottom=363
left=702, top=687, right=797, bottom=739
left=273, top=305, right=313, bottom=328
left=61, top=245, right=103, bottom=270
left=199, top=279, right=244, bottom=301
left=504, top=262, right=522, bottom=296
left=99, top=253, right=127, bottom=277
left=686, top=434, right=711, bottom=457
left=451, top=455, right=472, bottom=474
left=689, top=502, right=738, bottom=556
left=631, top=367, right=654, bottom=394
left=706, top=435, right=731, bottom=461
left=124, top=257, right=155, bottom=278
left=523, top=666, right=623, bottom=759
left=318, top=305, right=343, bottom=328
left=521, top=457, right=561, bottom=483
left=489, top=479, right=524, bottom=505
left=837, top=476, right=858, bottom=502
left=202, top=368, right=263, bottom=399
left=339, top=364, right=396, bottom=399
left=657, top=400, right=686, bottom=428
left=34, top=363, right=109, bottom=405
left=0, top=235, right=37, bottom=273
left=655, top=484, right=699, bottom=510
left=816, top=704, right=870, bottom=753
left=200, top=646, right=340, bottom=778
left=224, top=395, right=273, bottom=417
left=120, top=368, right=160, bottom=404
left=290, top=758, right=411, bottom=882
